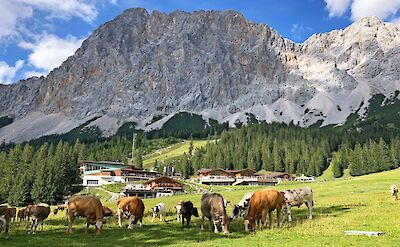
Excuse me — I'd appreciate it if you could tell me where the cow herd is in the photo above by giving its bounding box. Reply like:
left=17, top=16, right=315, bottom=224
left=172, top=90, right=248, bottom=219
left=1, top=184, right=398, bottom=239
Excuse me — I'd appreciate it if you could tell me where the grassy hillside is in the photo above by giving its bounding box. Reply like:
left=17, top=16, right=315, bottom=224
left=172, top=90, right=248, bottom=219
left=2, top=169, right=400, bottom=246
left=143, top=140, right=208, bottom=169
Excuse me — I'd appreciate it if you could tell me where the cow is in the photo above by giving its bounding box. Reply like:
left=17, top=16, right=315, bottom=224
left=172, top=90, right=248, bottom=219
left=175, top=201, right=183, bottom=222
left=232, top=192, right=254, bottom=219
left=181, top=201, right=199, bottom=229
left=27, top=203, right=51, bottom=234
left=102, top=205, right=115, bottom=217
left=152, top=203, right=166, bottom=222
left=7, top=207, right=16, bottom=222
left=390, top=185, right=398, bottom=201
left=200, top=193, right=231, bottom=234
left=244, top=188, right=284, bottom=232
left=18, top=207, right=30, bottom=222
left=67, top=196, right=105, bottom=235
left=280, top=187, right=313, bottom=222
left=53, top=205, right=67, bottom=216
left=117, top=196, right=145, bottom=229
left=0, top=206, right=10, bottom=238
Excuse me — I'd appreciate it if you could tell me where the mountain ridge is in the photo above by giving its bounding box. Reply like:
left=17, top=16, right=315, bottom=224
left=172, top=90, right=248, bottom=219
left=1, top=9, right=399, bottom=143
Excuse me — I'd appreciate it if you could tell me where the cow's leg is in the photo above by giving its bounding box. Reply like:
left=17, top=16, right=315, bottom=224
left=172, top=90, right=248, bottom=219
left=260, top=210, right=267, bottom=230
left=67, top=212, right=76, bottom=233
left=287, top=205, right=292, bottom=222
left=139, top=216, right=143, bottom=227
left=277, top=208, right=281, bottom=227
left=306, top=201, right=313, bottom=219
left=268, top=211, right=273, bottom=229
left=208, top=217, right=212, bottom=230
left=151, top=213, right=155, bottom=223
left=33, top=219, right=38, bottom=234
left=200, top=215, right=204, bottom=230
left=117, top=207, right=123, bottom=227
left=187, top=215, right=191, bottom=229
left=160, top=214, right=162, bottom=222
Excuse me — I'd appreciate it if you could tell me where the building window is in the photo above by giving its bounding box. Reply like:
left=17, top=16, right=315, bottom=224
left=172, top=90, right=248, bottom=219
left=87, top=180, right=99, bottom=185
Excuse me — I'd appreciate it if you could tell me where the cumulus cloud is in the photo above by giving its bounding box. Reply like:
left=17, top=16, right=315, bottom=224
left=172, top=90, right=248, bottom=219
left=19, top=34, right=85, bottom=72
left=0, top=60, right=24, bottom=84
left=325, top=0, right=352, bottom=17
left=351, top=0, right=400, bottom=21
left=0, top=0, right=102, bottom=41
left=325, top=0, right=400, bottom=22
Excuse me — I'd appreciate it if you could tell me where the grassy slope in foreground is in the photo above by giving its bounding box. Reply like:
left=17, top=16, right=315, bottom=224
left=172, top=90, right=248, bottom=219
left=142, top=140, right=207, bottom=169
left=1, top=169, right=400, bottom=246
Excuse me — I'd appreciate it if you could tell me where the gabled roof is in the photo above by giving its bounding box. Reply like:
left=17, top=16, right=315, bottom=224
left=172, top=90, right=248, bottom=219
left=144, top=176, right=182, bottom=185
left=197, top=168, right=233, bottom=174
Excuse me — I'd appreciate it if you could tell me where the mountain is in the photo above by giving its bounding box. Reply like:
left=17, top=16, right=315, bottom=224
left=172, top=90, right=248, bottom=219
left=1, top=9, right=400, bottom=143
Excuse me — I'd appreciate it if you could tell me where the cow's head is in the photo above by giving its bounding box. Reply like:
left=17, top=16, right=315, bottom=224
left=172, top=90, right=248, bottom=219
left=192, top=207, right=199, bottom=218
left=232, top=204, right=241, bottom=220
left=244, top=215, right=254, bottom=232
left=128, top=215, right=137, bottom=229
left=95, top=219, right=104, bottom=235
left=221, top=215, right=230, bottom=234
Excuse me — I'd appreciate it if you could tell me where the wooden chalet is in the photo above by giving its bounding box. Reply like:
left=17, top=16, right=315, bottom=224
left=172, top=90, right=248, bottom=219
left=143, top=176, right=184, bottom=192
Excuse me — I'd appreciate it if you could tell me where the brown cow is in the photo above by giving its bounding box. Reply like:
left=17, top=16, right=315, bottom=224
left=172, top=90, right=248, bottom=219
left=18, top=207, right=30, bottom=222
left=53, top=205, right=67, bottom=216
left=27, top=204, right=51, bottom=234
left=67, top=196, right=105, bottom=235
left=0, top=206, right=10, bottom=238
left=244, top=188, right=284, bottom=232
left=7, top=207, right=16, bottom=222
left=117, top=196, right=144, bottom=229
left=200, top=193, right=231, bottom=234
left=102, top=205, right=115, bottom=217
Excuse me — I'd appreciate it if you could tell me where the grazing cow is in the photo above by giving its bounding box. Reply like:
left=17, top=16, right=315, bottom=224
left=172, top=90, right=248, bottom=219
left=175, top=201, right=183, bottom=222
left=280, top=187, right=313, bottom=222
left=232, top=192, right=254, bottom=219
left=244, top=188, right=284, bottom=232
left=27, top=203, right=51, bottom=234
left=152, top=203, right=166, bottom=222
left=0, top=206, right=10, bottom=238
left=7, top=207, right=16, bottom=222
left=181, top=201, right=199, bottom=229
left=18, top=207, right=30, bottom=222
left=117, top=196, right=145, bottom=229
left=102, top=205, right=115, bottom=217
left=67, top=196, right=105, bottom=235
left=390, top=185, right=398, bottom=201
left=53, top=205, right=67, bottom=216
left=200, top=193, right=231, bottom=234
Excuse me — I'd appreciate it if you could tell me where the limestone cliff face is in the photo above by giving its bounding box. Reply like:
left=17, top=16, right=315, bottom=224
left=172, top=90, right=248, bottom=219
left=1, top=9, right=399, bottom=143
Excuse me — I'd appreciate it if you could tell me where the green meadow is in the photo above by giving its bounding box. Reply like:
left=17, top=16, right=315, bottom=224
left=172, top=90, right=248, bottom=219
left=1, top=169, right=400, bottom=246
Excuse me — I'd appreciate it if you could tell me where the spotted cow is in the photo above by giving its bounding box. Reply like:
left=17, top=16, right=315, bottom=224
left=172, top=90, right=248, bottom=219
left=280, top=187, right=313, bottom=222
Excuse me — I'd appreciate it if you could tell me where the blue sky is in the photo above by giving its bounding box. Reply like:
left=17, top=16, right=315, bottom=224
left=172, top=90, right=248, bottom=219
left=1, top=0, right=399, bottom=84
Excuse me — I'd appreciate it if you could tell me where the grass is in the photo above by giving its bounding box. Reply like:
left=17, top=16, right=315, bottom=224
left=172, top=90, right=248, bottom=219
left=1, top=169, right=400, bottom=246
left=142, top=140, right=208, bottom=169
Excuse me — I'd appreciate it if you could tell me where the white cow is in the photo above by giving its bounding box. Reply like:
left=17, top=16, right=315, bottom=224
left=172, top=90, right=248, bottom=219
left=280, top=187, right=313, bottom=222
left=232, top=192, right=254, bottom=219
left=390, top=185, right=398, bottom=201
left=152, top=203, right=166, bottom=222
left=175, top=201, right=183, bottom=222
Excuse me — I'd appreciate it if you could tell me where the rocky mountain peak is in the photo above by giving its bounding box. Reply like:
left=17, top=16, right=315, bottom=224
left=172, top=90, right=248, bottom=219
left=0, top=9, right=400, bottom=144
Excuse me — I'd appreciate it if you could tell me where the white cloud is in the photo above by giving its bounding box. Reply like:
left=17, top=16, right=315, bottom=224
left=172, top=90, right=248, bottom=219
left=351, top=0, right=400, bottom=21
left=16, top=0, right=98, bottom=23
left=325, top=0, right=400, bottom=22
left=0, top=0, right=102, bottom=41
left=0, top=60, right=24, bottom=84
left=325, top=0, right=352, bottom=17
left=19, top=34, right=85, bottom=72
left=24, top=70, right=45, bottom=79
